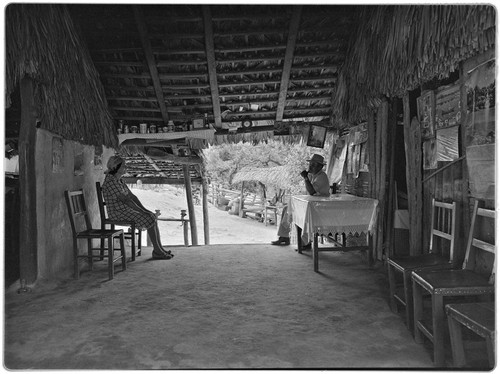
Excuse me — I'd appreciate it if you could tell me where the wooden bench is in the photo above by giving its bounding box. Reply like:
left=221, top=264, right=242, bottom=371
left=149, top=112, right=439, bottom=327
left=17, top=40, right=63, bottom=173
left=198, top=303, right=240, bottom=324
left=446, top=302, right=495, bottom=368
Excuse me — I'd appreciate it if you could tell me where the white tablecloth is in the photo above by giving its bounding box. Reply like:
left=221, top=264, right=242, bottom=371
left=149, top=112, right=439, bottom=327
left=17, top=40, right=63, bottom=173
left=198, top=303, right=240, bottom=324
left=290, top=194, right=379, bottom=243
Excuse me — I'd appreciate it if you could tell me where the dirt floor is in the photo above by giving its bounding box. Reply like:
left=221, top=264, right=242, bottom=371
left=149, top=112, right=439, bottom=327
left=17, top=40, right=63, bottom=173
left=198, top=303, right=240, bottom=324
left=4, top=242, right=439, bottom=370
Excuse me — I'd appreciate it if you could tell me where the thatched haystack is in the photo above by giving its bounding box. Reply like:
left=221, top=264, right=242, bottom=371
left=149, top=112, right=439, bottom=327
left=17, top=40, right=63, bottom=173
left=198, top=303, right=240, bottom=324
left=5, top=4, right=117, bottom=147
left=333, top=5, right=495, bottom=122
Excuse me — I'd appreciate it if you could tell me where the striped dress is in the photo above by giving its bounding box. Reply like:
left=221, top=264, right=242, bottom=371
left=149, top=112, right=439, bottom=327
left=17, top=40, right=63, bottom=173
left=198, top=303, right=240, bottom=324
left=102, top=174, right=155, bottom=229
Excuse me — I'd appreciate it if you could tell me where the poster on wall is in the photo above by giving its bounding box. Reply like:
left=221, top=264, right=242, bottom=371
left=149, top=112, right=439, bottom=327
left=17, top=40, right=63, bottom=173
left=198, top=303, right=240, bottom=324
left=52, top=137, right=64, bottom=173
left=326, top=138, right=347, bottom=184
left=422, top=139, right=437, bottom=170
left=436, top=126, right=459, bottom=161
left=417, top=90, right=435, bottom=139
left=465, top=58, right=495, bottom=147
left=435, top=83, right=461, bottom=130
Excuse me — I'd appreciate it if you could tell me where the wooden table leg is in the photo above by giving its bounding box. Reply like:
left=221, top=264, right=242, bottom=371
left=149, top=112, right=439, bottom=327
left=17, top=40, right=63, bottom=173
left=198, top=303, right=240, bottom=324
left=432, top=294, right=445, bottom=367
left=313, top=233, right=319, bottom=272
left=447, top=312, right=466, bottom=367
left=486, top=335, right=495, bottom=368
left=296, top=225, right=303, bottom=254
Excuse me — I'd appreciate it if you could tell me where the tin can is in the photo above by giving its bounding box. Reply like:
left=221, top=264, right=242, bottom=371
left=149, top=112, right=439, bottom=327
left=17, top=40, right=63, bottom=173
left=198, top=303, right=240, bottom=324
left=130, top=125, right=138, bottom=133
left=123, top=125, right=129, bottom=134
left=140, top=123, right=148, bottom=134
left=163, top=126, right=169, bottom=133
left=149, top=125, right=157, bottom=133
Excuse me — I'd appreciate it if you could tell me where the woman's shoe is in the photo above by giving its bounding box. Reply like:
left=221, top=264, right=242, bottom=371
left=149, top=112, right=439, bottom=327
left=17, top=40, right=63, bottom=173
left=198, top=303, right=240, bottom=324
left=271, top=237, right=290, bottom=245
left=152, top=251, right=173, bottom=260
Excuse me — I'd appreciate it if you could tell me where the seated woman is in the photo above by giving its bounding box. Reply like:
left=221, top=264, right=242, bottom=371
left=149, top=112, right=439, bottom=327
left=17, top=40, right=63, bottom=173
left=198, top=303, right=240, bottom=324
left=102, top=155, right=173, bottom=260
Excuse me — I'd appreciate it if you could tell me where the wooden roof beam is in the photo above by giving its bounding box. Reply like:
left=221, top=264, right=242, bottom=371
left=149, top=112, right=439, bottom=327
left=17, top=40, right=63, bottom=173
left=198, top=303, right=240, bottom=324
left=276, top=6, right=302, bottom=122
left=133, top=5, right=170, bottom=125
left=202, top=6, right=222, bottom=128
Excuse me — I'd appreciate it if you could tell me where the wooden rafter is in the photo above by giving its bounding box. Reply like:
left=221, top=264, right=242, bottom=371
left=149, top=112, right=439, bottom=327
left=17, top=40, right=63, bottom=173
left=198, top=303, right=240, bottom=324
left=276, top=6, right=302, bottom=122
left=202, top=6, right=222, bottom=128
left=133, top=5, right=170, bottom=125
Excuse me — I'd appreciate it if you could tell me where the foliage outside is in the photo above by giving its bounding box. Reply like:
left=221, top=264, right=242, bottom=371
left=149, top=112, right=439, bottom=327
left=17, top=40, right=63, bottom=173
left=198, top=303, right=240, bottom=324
left=201, top=138, right=331, bottom=198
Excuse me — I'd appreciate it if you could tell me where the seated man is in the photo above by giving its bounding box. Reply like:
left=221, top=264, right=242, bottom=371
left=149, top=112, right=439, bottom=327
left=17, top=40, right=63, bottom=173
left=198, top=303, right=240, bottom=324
left=271, top=153, right=330, bottom=247
left=102, top=156, right=174, bottom=260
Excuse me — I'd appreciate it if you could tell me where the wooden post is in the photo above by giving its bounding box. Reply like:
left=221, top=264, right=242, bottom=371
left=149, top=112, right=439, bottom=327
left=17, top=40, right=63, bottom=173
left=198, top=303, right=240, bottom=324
left=376, top=99, right=389, bottom=262
left=183, top=165, right=198, bottom=245
left=403, top=93, right=423, bottom=255
left=385, top=99, right=398, bottom=258
left=238, top=181, right=245, bottom=217
left=367, top=111, right=376, bottom=199
left=200, top=164, right=210, bottom=245
left=18, top=77, right=38, bottom=285
left=181, top=210, right=189, bottom=246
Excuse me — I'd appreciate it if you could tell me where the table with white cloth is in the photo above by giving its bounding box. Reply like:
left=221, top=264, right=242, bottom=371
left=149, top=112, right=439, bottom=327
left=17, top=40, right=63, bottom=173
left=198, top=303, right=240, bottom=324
left=290, top=194, right=379, bottom=272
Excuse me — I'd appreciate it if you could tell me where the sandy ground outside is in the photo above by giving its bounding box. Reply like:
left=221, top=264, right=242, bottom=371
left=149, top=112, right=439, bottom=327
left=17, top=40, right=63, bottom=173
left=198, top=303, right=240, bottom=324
left=131, top=185, right=279, bottom=246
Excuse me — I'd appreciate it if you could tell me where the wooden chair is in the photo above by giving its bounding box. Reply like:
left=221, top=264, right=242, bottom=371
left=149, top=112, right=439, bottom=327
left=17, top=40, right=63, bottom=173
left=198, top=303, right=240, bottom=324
left=387, top=199, right=459, bottom=331
left=446, top=302, right=495, bottom=368
left=96, top=182, right=141, bottom=261
left=65, top=189, right=127, bottom=280
left=411, top=200, right=495, bottom=367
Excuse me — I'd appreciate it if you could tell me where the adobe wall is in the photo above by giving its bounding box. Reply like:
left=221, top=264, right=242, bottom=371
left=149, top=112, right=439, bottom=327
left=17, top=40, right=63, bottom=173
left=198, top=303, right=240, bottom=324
left=35, top=129, right=115, bottom=280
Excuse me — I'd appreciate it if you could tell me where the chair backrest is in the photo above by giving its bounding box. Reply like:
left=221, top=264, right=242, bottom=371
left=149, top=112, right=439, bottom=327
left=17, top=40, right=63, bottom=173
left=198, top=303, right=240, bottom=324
left=429, top=199, right=457, bottom=263
left=95, top=181, right=108, bottom=222
left=463, top=200, right=496, bottom=284
left=64, top=189, right=92, bottom=235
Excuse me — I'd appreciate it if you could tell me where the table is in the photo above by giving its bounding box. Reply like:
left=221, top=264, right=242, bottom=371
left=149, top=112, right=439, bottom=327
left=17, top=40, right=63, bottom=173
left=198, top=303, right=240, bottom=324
left=290, top=194, right=379, bottom=272
left=445, top=302, right=495, bottom=368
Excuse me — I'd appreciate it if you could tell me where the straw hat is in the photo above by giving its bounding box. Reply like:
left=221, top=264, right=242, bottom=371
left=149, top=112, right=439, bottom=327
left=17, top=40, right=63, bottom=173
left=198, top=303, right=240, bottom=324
left=307, top=154, right=325, bottom=165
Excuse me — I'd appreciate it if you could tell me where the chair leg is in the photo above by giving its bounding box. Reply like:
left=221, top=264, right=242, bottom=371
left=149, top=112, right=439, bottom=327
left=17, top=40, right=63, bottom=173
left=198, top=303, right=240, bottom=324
left=403, top=271, right=413, bottom=332
left=73, top=238, right=80, bottom=279
left=296, top=225, right=303, bottom=254
left=131, top=225, right=136, bottom=261
left=120, top=233, right=127, bottom=272
left=138, top=230, right=142, bottom=255
left=87, top=238, right=93, bottom=271
left=108, top=237, right=114, bottom=281
left=447, top=313, right=466, bottom=367
left=313, top=233, right=319, bottom=272
left=432, top=294, right=445, bottom=367
left=413, top=279, right=424, bottom=343
left=387, top=263, right=398, bottom=313
left=99, top=237, right=105, bottom=260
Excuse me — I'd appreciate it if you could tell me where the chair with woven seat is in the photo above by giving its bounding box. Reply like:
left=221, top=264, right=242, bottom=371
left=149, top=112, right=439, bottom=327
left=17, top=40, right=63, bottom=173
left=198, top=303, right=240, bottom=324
left=96, top=182, right=141, bottom=261
left=65, top=189, right=127, bottom=280
left=387, top=199, right=459, bottom=331
left=411, top=200, right=495, bottom=367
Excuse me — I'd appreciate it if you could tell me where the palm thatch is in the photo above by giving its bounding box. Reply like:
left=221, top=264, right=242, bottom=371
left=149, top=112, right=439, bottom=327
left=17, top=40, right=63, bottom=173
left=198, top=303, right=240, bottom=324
left=333, top=5, right=495, bottom=123
left=233, top=165, right=293, bottom=189
left=5, top=4, right=117, bottom=147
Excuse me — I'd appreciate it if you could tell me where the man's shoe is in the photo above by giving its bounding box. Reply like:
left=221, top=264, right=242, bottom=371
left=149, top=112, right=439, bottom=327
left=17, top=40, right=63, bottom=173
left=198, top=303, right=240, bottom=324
left=302, top=242, right=312, bottom=250
left=271, top=237, right=290, bottom=245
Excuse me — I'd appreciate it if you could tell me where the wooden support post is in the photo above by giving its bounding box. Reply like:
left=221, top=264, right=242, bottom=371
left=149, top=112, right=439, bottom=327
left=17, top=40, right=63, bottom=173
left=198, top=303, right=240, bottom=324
left=403, top=93, right=423, bottom=255
left=238, top=182, right=245, bottom=217
left=385, top=99, right=398, bottom=258
left=376, top=99, right=389, bottom=262
left=183, top=165, right=198, bottom=245
left=200, top=164, right=210, bottom=245
left=367, top=111, right=376, bottom=199
left=19, top=77, right=38, bottom=284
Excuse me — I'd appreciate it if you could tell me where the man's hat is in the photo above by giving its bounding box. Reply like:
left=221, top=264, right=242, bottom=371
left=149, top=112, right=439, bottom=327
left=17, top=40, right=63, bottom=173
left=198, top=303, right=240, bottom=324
left=307, top=154, right=325, bottom=165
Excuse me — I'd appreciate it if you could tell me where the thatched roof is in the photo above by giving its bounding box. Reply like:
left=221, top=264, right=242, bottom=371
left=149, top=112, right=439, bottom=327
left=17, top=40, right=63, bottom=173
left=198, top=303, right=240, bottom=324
left=232, top=166, right=292, bottom=189
left=5, top=4, right=117, bottom=147
left=67, top=4, right=359, bottom=140
left=333, top=5, right=496, bottom=123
